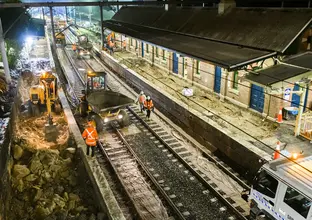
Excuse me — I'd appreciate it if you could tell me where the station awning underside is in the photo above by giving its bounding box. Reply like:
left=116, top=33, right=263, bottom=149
left=103, top=20, right=276, bottom=70
left=246, top=52, right=312, bottom=86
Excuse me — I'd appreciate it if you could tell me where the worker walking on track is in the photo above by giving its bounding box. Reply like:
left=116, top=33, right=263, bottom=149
left=136, top=91, right=146, bottom=113
left=72, top=43, right=77, bottom=52
left=144, top=95, right=154, bottom=120
left=82, top=120, right=99, bottom=157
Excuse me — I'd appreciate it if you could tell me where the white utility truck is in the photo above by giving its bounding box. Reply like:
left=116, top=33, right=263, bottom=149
left=244, top=154, right=312, bottom=220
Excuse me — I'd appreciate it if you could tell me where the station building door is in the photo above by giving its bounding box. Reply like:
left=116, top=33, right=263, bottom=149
left=214, top=66, right=222, bottom=93
left=291, top=83, right=309, bottom=111
left=250, top=84, right=265, bottom=113
left=141, top=42, right=144, bottom=57
left=172, top=53, right=179, bottom=74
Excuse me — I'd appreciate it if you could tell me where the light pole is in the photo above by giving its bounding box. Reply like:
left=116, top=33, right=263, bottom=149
left=0, top=18, right=11, bottom=83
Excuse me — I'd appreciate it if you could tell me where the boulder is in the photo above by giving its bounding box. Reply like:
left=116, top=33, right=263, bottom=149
left=60, top=169, right=70, bottom=179
left=17, top=179, right=24, bottom=192
left=63, top=192, right=69, bottom=201
left=25, top=174, right=37, bottom=182
left=53, top=194, right=66, bottom=208
left=68, top=193, right=80, bottom=202
left=13, top=164, right=30, bottom=180
left=68, top=200, right=76, bottom=210
left=34, top=206, right=51, bottom=219
left=29, top=157, right=43, bottom=174
left=65, top=147, right=76, bottom=154
left=46, top=201, right=56, bottom=213
left=33, top=188, right=42, bottom=202
left=13, top=145, right=24, bottom=160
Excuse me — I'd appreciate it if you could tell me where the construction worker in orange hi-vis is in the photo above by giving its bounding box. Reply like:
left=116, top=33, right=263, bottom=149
left=144, top=95, right=154, bottom=120
left=72, top=43, right=77, bottom=52
left=82, top=120, right=99, bottom=157
left=136, top=91, right=146, bottom=113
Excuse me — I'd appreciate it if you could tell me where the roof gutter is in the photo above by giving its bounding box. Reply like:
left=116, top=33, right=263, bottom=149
left=229, top=51, right=277, bottom=71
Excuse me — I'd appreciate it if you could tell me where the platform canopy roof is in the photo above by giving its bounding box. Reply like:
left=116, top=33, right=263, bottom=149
left=103, top=6, right=312, bottom=70
left=103, top=20, right=276, bottom=70
left=246, top=52, right=312, bottom=87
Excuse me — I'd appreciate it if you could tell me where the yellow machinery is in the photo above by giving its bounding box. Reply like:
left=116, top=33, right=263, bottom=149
left=29, top=71, right=61, bottom=141
left=55, top=28, right=65, bottom=44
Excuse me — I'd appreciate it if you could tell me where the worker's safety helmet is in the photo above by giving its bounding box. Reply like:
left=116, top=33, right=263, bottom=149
left=140, top=91, right=144, bottom=95
left=146, top=96, right=151, bottom=100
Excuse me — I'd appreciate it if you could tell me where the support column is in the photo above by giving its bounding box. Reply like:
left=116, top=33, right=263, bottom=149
left=152, top=46, right=155, bottom=66
left=295, top=84, right=307, bottom=137
left=65, top=6, right=68, bottom=22
left=74, top=7, right=77, bottom=25
left=0, top=18, right=11, bottom=83
left=42, top=7, right=45, bottom=20
left=100, top=5, right=104, bottom=49
left=49, top=6, right=56, bottom=50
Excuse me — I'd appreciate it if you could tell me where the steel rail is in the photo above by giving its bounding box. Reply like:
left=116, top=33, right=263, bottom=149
left=112, top=125, right=187, bottom=220
left=97, top=138, right=143, bottom=220
left=63, top=29, right=183, bottom=220
left=63, top=26, right=250, bottom=219
left=127, top=106, right=249, bottom=220
left=67, top=24, right=251, bottom=191
left=91, top=46, right=251, bottom=191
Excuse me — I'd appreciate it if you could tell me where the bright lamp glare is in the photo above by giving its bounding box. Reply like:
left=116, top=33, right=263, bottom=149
left=26, top=36, right=33, bottom=44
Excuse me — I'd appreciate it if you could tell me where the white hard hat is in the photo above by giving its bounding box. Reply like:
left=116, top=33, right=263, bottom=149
left=146, top=96, right=151, bottom=100
left=140, top=91, right=144, bottom=95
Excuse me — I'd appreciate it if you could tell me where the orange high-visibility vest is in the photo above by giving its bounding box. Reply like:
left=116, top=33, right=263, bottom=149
left=139, top=95, right=145, bottom=104
left=72, top=44, right=77, bottom=51
left=144, top=100, right=154, bottom=110
left=82, top=127, right=98, bottom=146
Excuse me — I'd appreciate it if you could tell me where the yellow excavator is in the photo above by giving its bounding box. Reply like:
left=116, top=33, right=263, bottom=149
left=29, top=71, right=61, bottom=141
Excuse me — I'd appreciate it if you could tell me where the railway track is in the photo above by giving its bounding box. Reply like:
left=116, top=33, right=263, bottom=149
left=62, top=28, right=251, bottom=220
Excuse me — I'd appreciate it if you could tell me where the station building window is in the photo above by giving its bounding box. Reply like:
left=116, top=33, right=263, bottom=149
left=130, top=38, right=133, bottom=46
left=156, top=47, right=159, bottom=57
left=162, top=49, right=166, bottom=61
left=196, top=60, right=200, bottom=75
left=146, top=44, right=149, bottom=53
left=284, top=187, right=311, bottom=218
left=135, top=40, right=138, bottom=49
left=233, top=71, right=239, bottom=89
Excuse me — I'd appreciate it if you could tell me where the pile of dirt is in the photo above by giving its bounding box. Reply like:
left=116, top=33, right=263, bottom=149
left=15, top=115, right=69, bottom=150
left=8, top=139, right=99, bottom=220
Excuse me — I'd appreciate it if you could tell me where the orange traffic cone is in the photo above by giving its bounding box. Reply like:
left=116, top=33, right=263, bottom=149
left=273, top=141, right=281, bottom=160
left=277, top=107, right=283, bottom=123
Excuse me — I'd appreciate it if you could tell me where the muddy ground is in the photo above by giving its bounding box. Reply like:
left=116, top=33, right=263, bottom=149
left=6, top=65, right=101, bottom=219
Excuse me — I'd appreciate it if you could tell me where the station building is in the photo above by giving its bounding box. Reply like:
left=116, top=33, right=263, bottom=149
left=103, top=4, right=312, bottom=122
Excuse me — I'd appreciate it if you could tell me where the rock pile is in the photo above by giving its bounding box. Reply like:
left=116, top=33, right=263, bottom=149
left=8, top=139, right=100, bottom=220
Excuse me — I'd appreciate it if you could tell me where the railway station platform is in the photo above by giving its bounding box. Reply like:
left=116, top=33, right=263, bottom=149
left=94, top=46, right=312, bottom=175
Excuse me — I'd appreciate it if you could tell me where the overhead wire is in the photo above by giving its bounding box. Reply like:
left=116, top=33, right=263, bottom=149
left=112, top=51, right=312, bottom=174
left=65, top=23, right=312, bottom=173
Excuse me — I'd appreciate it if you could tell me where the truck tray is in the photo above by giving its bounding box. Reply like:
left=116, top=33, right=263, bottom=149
left=87, top=90, right=134, bottom=113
